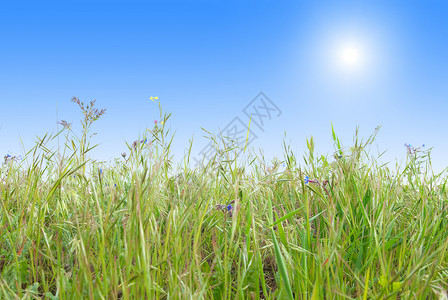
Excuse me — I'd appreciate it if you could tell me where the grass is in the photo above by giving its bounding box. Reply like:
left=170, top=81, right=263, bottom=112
left=1, top=101, right=447, bottom=299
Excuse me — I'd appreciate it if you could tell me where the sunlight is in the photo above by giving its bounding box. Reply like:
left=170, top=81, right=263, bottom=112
left=340, top=46, right=361, bottom=66
left=337, top=43, right=364, bottom=71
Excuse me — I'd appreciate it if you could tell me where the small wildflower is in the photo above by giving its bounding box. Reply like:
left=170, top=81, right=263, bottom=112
left=99, top=168, right=103, bottom=174
left=404, top=143, right=424, bottom=155
left=150, top=96, right=159, bottom=102
left=3, top=154, right=21, bottom=164
left=304, top=176, right=310, bottom=184
left=57, top=120, right=72, bottom=129
left=404, top=143, right=412, bottom=154
left=305, top=176, right=319, bottom=184
left=160, top=121, right=164, bottom=125
left=71, top=97, right=106, bottom=125
left=154, top=120, right=158, bottom=125
left=114, top=184, right=117, bottom=187
left=216, top=200, right=235, bottom=215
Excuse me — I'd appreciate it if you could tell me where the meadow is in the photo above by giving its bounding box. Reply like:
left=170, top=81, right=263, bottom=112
left=1, top=99, right=447, bottom=299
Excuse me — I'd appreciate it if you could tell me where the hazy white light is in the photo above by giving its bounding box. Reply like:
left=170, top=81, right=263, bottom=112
left=340, top=46, right=361, bottom=66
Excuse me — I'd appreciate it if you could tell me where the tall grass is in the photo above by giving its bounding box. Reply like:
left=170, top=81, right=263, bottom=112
left=1, top=102, right=447, bottom=299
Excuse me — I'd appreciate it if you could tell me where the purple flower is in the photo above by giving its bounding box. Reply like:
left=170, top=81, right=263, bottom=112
left=99, top=168, right=103, bottom=174
left=227, top=204, right=233, bottom=211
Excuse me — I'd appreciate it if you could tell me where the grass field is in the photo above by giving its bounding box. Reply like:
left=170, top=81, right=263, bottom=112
left=1, top=101, right=447, bottom=299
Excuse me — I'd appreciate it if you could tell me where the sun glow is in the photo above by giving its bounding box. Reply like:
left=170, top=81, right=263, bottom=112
left=337, top=44, right=363, bottom=70
left=340, top=46, right=360, bottom=65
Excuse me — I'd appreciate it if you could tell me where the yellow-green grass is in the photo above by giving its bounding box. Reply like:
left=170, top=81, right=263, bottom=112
left=0, top=103, right=447, bottom=299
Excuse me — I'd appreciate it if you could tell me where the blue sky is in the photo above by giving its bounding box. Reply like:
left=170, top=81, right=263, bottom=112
left=1, top=0, right=447, bottom=172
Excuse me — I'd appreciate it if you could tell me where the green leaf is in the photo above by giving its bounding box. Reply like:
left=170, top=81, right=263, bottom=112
left=310, top=273, right=320, bottom=300
left=385, top=237, right=403, bottom=251
left=271, top=227, right=294, bottom=300
left=392, top=281, right=402, bottom=292
left=379, top=275, right=388, bottom=288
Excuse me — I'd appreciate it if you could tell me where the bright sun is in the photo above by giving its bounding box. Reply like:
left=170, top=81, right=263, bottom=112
left=340, top=46, right=360, bottom=65
left=336, top=44, right=364, bottom=71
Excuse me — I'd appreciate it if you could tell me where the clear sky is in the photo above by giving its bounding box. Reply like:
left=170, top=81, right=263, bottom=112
left=1, top=0, right=447, bottom=172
